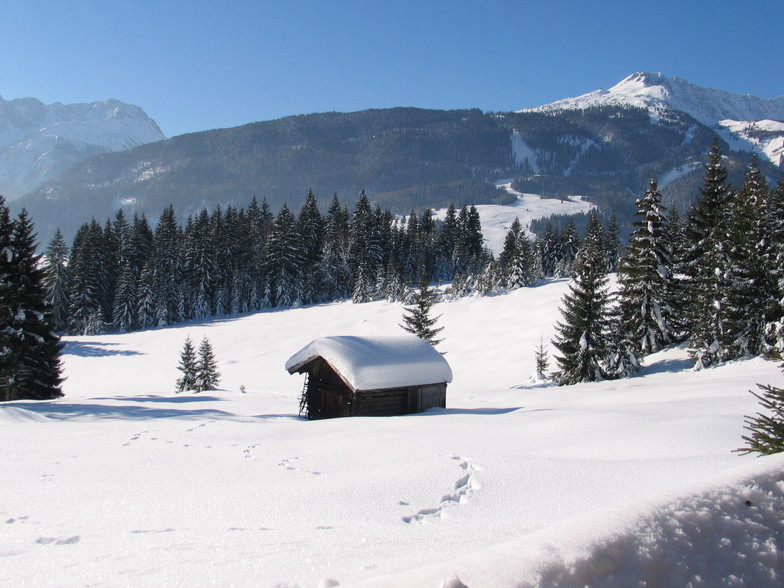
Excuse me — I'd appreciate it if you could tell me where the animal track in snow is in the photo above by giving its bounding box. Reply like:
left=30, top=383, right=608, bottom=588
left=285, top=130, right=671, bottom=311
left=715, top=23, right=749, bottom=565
left=185, top=420, right=215, bottom=433
left=402, top=455, right=479, bottom=524
left=122, top=430, right=150, bottom=446
left=278, top=456, right=321, bottom=475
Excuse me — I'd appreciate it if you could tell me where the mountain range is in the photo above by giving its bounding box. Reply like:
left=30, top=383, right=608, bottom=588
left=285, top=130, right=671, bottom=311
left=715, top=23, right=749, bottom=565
left=5, top=73, right=783, bottom=245
left=0, top=95, right=165, bottom=199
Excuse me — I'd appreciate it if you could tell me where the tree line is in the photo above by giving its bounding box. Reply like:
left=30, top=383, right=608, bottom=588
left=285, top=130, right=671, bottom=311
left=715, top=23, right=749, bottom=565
left=40, top=189, right=620, bottom=336
left=550, top=141, right=784, bottom=384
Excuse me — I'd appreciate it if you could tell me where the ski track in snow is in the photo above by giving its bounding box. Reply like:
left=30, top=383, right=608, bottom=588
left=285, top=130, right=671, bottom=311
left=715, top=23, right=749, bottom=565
left=402, top=455, right=480, bottom=524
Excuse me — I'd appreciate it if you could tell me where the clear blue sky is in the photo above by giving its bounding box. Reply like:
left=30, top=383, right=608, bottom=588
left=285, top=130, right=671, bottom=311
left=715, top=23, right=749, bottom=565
left=2, top=0, right=782, bottom=138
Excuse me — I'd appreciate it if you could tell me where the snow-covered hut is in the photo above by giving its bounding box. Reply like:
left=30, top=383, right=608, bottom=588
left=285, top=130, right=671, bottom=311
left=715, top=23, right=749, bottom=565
left=286, top=335, right=452, bottom=420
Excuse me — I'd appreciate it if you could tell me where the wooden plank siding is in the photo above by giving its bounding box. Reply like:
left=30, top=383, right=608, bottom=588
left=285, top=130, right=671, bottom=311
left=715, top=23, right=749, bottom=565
left=300, top=358, right=447, bottom=420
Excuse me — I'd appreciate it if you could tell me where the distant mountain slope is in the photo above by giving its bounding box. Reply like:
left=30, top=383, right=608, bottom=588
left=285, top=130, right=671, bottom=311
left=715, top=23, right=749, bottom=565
left=12, top=75, right=782, bottom=246
left=0, top=95, right=165, bottom=199
left=523, top=72, right=784, bottom=166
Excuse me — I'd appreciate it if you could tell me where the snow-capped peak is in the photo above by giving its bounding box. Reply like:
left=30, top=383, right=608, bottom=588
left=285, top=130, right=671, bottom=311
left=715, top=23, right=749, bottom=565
left=0, top=95, right=166, bottom=198
left=522, top=72, right=784, bottom=129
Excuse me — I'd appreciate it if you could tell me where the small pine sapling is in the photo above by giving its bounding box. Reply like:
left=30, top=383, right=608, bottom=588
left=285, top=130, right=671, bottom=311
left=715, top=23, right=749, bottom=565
left=533, top=335, right=550, bottom=382
left=196, top=336, right=221, bottom=392
left=738, top=364, right=784, bottom=455
left=400, top=276, right=444, bottom=348
left=176, top=336, right=198, bottom=393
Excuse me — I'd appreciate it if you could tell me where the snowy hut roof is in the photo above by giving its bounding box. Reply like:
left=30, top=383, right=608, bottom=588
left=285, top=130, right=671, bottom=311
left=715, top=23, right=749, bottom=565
left=285, top=335, right=452, bottom=391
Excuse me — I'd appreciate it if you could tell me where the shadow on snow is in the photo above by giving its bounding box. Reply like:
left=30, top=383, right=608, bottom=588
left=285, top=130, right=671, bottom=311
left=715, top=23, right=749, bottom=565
left=5, top=401, right=235, bottom=421
left=63, top=341, right=144, bottom=358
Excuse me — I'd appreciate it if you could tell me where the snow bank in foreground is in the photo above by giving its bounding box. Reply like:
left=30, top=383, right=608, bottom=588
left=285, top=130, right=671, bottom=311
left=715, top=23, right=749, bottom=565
left=367, top=453, right=784, bottom=588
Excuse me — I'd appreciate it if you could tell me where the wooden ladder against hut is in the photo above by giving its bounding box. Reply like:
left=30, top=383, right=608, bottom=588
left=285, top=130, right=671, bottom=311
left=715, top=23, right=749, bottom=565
left=298, top=373, right=310, bottom=418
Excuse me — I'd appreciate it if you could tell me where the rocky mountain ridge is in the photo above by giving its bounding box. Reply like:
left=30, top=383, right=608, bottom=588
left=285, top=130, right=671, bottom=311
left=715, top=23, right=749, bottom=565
left=0, top=95, right=165, bottom=198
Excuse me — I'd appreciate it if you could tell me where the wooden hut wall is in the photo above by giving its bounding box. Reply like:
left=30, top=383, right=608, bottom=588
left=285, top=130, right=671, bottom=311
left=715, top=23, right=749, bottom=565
left=302, top=359, right=448, bottom=419
left=305, top=358, right=352, bottom=420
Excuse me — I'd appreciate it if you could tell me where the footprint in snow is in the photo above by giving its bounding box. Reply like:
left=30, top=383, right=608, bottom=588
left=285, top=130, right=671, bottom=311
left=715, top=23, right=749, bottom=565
left=402, top=455, right=478, bottom=524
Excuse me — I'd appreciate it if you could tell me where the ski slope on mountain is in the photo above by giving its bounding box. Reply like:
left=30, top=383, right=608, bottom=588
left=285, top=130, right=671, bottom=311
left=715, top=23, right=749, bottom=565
left=435, top=182, right=594, bottom=253
left=2, top=281, right=783, bottom=587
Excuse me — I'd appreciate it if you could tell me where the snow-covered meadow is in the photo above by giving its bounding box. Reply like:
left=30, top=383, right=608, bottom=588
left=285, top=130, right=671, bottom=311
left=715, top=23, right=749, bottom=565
left=2, top=280, right=783, bottom=587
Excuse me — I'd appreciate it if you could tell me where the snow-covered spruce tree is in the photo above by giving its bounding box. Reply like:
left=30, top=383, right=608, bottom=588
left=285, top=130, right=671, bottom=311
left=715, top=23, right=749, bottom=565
left=400, top=276, right=444, bottom=348
left=539, top=222, right=559, bottom=277
left=320, top=194, right=352, bottom=301
left=41, top=229, right=71, bottom=333
left=603, top=214, right=622, bottom=273
left=738, top=364, right=784, bottom=455
left=349, top=193, right=385, bottom=303
left=183, top=208, right=214, bottom=319
left=0, top=206, right=63, bottom=401
left=663, top=207, right=691, bottom=340
left=126, top=213, right=153, bottom=280
left=68, top=220, right=106, bottom=335
left=453, top=205, right=484, bottom=277
left=112, top=262, right=137, bottom=333
left=554, top=219, right=581, bottom=278
left=551, top=220, right=612, bottom=385
left=765, top=179, right=784, bottom=352
left=500, top=217, right=535, bottom=290
left=175, top=336, right=198, bottom=393
left=136, top=264, right=157, bottom=330
left=196, top=336, right=221, bottom=392
left=686, top=141, right=733, bottom=368
left=150, top=205, right=182, bottom=326
left=297, top=190, right=325, bottom=305
left=722, top=155, right=772, bottom=359
left=616, top=179, right=678, bottom=355
left=267, top=204, right=304, bottom=307
left=434, top=202, right=458, bottom=282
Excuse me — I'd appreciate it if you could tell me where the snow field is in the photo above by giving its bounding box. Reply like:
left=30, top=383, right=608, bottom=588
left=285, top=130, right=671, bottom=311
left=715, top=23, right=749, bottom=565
left=1, top=281, right=782, bottom=586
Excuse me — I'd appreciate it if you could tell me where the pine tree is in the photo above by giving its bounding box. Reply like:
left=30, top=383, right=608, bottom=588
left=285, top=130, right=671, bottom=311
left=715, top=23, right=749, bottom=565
left=500, top=218, right=533, bottom=289
left=349, top=193, right=384, bottom=303
left=68, top=220, right=105, bottom=335
left=112, top=262, right=137, bottom=333
left=400, top=276, right=444, bottom=348
left=539, top=222, right=559, bottom=277
left=183, top=208, right=214, bottom=318
left=151, top=205, right=181, bottom=326
left=297, top=190, right=324, bottom=304
left=0, top=206, right=63, bottom=401
left=267, top=204, right=303, bottom=307
left=136, top=264, right=157, bottom=329
left=765, top=179, right=784, bottom=352
left=551, top=226, right=612, bottom=385
left=686, top=141, right=733, bottom=368
left=616, top=179, right=677, bottom=355
left=738, top=363, right=784, bottom=455
left=555, top=220, right=581, bottom=277
left=176, top=336, right=198, bottom=393
left=321, top=194, right=352, bottom=300
left=722, top=155, right=771, bottom=359
left=434, top=202, right=458, bottom=281
left=533, top=335, right=550, bottom=381
left=41, top=229, right=71, bottom=332
left=603, top=214, right=622, bottom=273
left=196, top=336, right=221, bottom=392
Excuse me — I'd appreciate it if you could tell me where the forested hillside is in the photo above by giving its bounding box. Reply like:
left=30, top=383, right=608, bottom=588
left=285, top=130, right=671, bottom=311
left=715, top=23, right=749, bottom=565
left=13, top=105, right=776, bottom=245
